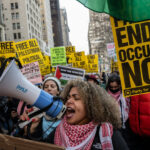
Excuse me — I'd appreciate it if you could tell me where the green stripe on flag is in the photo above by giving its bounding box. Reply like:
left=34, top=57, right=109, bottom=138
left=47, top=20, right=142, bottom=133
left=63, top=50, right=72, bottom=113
left=76, top=0, right=150, bottom=22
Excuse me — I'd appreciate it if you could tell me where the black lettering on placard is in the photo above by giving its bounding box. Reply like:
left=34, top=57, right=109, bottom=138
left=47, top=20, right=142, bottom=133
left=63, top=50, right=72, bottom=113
left=116, top=27, right=128, bottom=47
left=135, top=46, right=142, bottom=59
left=142, top=58, right=150, bottom=83
left=88, top=59, right=94, bottom=63
left=119, top=50, right=126, bottom=62
left=0, top=42, right=13, bottom=50
left=29, top=40, right=38, bottom=47
left=141, top=22, right=150, bottom=42
left=124, top=85, right=150, bottom=96
left=122, top=60, right=142, bottom=88
left=119, top=44, right=150, bottom=62
left=142, top=45, right=150, bottom=57
left=127, top=48, right=134, bottom=60
left=15, top=42, right=29, bottom=50
left=127, top=24, right=142, bottom=45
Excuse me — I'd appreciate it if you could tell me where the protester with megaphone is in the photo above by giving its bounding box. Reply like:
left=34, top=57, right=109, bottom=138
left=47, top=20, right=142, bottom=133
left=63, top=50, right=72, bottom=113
left=0, top=59, right=66, bottom=136
left=19, top=76, right=63, bottom=140
left=22, top=79, right=128, bottom=150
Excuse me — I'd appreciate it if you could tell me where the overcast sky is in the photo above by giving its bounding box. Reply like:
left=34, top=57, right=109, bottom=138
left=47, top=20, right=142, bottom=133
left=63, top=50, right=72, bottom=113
left=59, top=0, right=89, bottom=54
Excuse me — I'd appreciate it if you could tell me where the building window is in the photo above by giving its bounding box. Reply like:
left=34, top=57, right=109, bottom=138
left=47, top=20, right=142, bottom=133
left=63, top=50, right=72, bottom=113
left=15, top=3, right=18, bottom=9
left=30, top=17, right=33, bottom=23
left=13, top=33, right=21, bottom=39
left=2, top=14, right=5, bottom=21
left=18, top=33, right=21, bottom=39
left=13, top=23, right=16, bottom=30
left=13, top=33, right=17, bottom=39
left=17, top=23, right=20, bottom=29
left=16, top=13, right=19, bottom=19
left=11, top=3, right=14, bottom=10
left=11, top=13, right=15, bottom=19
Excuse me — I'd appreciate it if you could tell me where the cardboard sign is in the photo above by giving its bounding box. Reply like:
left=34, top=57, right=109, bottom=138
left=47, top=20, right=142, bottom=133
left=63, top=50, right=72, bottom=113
left=0, top=41, right=16, bottom=58
left=111, top=58, right=118, bottom=72
left=0, top=133, right=65, bottom=150
left=65, top=46, right=75, bottom=64
left=0, top=41, right=16, bottom=67
left=106, top=43, right=117, bottom=58
left=40, top=55, right=51, bottom=76
left=72, top=51, right=87, bottom=69
left=110, top=16, right=150, bottom=97
left=50, top=47, right=67, bottom=67
left=15, top=39, right=45, bottom=66
left=55, top=65, right=85, bottom=82
left=21, top=62, right=42, bottom=85
left=86, top=54, right=99, bottom=73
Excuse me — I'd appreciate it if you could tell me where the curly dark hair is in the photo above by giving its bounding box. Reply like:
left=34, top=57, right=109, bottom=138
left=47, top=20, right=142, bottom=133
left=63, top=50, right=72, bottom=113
left=60, top=79, right=121, bottom=129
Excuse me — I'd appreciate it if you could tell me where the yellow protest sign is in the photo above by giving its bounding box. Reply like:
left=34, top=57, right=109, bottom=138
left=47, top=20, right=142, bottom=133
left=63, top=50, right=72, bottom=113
left=73, top=51, right=86, bottom=62
left=65, top=46, right=75, bottom=64
left=65, top=46, right=75, bottom=56
left=0, top=41, right=16, bottom=66
left=110, top=16, right=150, bottom=97
left=72, top=51, right=86, bottom=69
left=0, top=41, right=16, bottom=58
left=50, top=47, right=67, bottom=67
left=111, top=58, right=118, bottom=73
left=15, top=39, right=45, bottom=67
left=40, top=55, right=51, bottom=76
left=86, top=54, right=99, bottom=73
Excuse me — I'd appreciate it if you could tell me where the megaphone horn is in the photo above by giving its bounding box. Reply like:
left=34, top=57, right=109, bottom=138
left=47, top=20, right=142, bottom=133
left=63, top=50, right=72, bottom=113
left=0, top=60, right=66, bottom=118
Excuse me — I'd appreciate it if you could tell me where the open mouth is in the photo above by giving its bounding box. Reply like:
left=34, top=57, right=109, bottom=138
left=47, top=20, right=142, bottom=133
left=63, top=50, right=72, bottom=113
left=66, top=107, right=75, bottom=118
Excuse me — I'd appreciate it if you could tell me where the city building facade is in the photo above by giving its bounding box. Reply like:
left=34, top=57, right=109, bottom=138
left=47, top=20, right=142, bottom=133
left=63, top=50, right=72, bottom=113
left=88, top=11, right=114, bottom=72
left=40, top=0, right=54, bottom=55
left=1, top=0, right=43, bottom=48
left=0, top=1, right=5, bottom=41
left=60, top=8, right=70, bottom=46
left=50, top=0, right=63, bottom=47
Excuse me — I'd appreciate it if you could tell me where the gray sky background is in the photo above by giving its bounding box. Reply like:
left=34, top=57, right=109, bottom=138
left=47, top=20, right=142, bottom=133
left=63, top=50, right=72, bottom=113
left=59, top=0, right=89, bottom=54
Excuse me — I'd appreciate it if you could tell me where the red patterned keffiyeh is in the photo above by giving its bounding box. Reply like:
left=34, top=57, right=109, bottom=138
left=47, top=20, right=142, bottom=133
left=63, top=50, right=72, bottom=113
left=100, top=123, right=114, bottom=150
left=54, top=117, right=113, bottom=150
left=108, top=90, right=130, bottom=128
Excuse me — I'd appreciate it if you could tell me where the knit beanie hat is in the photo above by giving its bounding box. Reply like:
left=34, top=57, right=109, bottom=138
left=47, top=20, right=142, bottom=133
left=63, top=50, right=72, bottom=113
left=42, top=77, right=62, bottom=91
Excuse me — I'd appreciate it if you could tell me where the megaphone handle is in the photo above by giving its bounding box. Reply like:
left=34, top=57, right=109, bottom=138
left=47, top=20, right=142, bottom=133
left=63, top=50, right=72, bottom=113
left=18, top=113, right=44, bottom=129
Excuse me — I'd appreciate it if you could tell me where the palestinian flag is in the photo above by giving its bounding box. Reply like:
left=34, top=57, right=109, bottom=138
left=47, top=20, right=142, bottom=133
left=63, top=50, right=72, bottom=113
left=55, top=66, right=62, bottom=79
left=76, top=0, right=150, bottom=22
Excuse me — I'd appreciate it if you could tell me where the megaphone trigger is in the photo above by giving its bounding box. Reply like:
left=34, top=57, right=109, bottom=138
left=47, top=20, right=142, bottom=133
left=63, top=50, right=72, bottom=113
left=18, top=109, right=44, bottom=129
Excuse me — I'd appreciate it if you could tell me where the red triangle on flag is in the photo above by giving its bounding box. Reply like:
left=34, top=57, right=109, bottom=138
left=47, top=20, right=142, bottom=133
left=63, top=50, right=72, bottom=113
left=55, top=67, right=62, bottom=79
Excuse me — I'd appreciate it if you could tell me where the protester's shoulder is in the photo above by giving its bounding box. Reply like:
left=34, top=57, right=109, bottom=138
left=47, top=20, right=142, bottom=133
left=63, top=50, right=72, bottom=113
left=112, top=129, right=129, bottom=150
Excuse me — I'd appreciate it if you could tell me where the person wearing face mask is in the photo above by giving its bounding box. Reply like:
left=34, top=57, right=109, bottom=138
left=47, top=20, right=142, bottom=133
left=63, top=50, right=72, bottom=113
left=106, top=73, right=130, bottom=129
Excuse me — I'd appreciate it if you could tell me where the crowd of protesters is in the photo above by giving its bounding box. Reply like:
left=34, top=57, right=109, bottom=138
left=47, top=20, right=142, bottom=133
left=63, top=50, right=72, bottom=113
left=0, top=71, right=150, bottom=150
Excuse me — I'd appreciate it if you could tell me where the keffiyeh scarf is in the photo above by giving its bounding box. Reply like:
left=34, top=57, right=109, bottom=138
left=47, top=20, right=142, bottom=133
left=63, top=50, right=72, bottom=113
left=54, top=117, right=113, bottom=150
left=108, top=89, right=130, bottom=128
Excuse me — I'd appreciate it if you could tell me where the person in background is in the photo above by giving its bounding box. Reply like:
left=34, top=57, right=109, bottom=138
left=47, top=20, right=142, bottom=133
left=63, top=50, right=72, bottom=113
left=85, top=74, right=100, bottom=85
left=125, top=93, right=150, bottom=150
left=100, top=72, right=107, bottom=88
left=106, top=73, right=130, bottom=129
left=95, top=74, right=101, bottom=84
left=0, top=96, right=19, bottom=135
left=25, top=79, right=129, bottom=150
left=19, top=76, right=62, bottom=140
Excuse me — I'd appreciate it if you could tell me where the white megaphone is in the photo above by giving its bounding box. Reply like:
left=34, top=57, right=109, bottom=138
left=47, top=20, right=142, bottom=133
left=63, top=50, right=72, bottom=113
left=0, top=60, right=66, bottom=119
